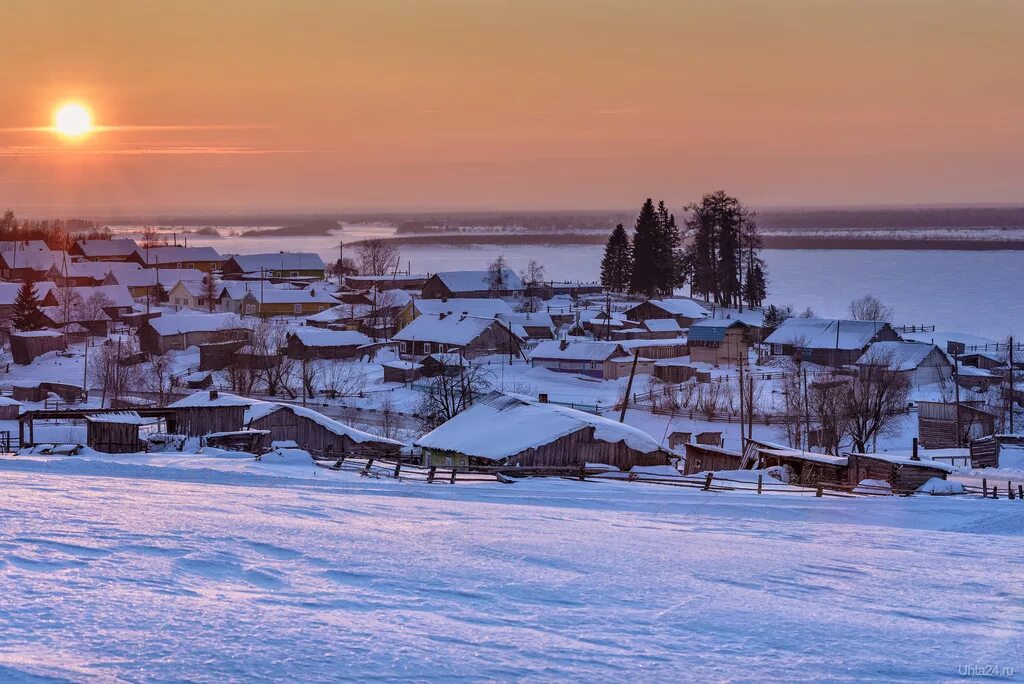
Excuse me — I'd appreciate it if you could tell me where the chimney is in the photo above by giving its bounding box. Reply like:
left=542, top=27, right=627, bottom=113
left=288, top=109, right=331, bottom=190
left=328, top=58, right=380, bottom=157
left=209, top=389, right=219, bottom=401
left=538, top=393, right=548, bottom=403
left=559, top=339, right=568, bottom=351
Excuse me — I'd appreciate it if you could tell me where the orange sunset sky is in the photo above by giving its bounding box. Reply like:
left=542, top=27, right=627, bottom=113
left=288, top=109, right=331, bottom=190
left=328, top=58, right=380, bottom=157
left=1, top=0, right=1022, bottom=215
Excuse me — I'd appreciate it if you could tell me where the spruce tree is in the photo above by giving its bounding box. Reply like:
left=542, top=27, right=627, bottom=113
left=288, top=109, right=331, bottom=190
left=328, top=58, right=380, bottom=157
left=628, top=199, right=660, bottom=296
left=743, top=261, right=767, bottom=308
left=600, top=223, right=632, bottom=292
left=684, top=191, right=765, bottom=307
left=13, top=277, right=44, bottom=331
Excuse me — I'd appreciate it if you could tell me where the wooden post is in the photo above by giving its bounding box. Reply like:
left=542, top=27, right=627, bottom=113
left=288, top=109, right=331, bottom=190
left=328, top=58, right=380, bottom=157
left=449, top=467, right=457, bottom=484
left=618, top=351, right=641, bottom=423
left=578, top=463, right=586, bottom=481
left=816, top=484, right=823, bottom=498
left=757, top=473, right=763, bottom=495
left=982, top=477, right=988, bottom=498
left=427, top=466, right=436, bottom=483
left=1009, top=482, right=1015, bottom=500
left=393, top=460, right=402, bottom=478
left=360, top=458, right=374, bottom=475
left=1018, top=484, right=1023, bottom=500
left=991, top=485, right=998, bottom=499
left=703, top=472, right=713, bottom=491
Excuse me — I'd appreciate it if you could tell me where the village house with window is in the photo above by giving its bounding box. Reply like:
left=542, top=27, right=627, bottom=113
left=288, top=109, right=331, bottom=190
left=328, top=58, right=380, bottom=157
left=0, top=249, right=65, bottom=281
left=342, top=273, right=429, bottom=291
left=392, top=312, right=521, bottom=359
left=236, top=285, right=338, bottom=317
left=528, top=339, right=627, bottom=379
left=415, top=391, right=673, bottom=469
left=420, top=269, right=523, bottom=299
left=764, top=317, right=901, bottom=367
left=687, top=318, right=752, bottom=366
left=396, top=297, right=514, bottom=330
left=854, top=341, right=953, bottom=388
left=284, top=328, right=372, bottom=360
left=131, top=246, right=224, bottom=272
left=69, top=238, right=142, bottom=262
left=221, top=252, right=326, bottom=281
left=496, top=311, right=556, bottom=339
left=623, top=298, right=711, bottom=329
left=167, top=279, right=216, bottom=311
left=137, top=312, right=249, bottom=354
left=0, top=282, right=59, bottom=324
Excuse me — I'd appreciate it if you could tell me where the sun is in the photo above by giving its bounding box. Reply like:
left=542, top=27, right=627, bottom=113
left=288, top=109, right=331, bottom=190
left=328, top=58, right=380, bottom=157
left=53, top=102, right=94, bottom=138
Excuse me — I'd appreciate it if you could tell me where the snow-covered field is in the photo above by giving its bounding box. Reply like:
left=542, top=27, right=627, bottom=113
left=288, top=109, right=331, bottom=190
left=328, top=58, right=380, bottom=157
left=1, top=453, right=1022, bottom=682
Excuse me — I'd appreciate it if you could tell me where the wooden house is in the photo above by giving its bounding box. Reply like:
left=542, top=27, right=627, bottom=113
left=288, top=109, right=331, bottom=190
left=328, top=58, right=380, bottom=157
left=168, top=280, right=215, bottom=311
left=917, top=400, right=997, bottom=449
left=10, top=381, right=84, bottom=403
left=0, top=283, right=59, bottom=327
left=415, top=391, right=672, bottom=469
left=9, top=330, right=67, bottom=364
left=528, top=339, right=625, bottom=379
left=0, top=249, right=64, bottom=281
left=285, top=328, right=372, bottom=360
left=747, top=442, right=848, bottom=486
left=343, top=274, right=429, bottom=291
left=687, top=319, right=752, bottom=366
left=137, top=312, right=249, bottom=354
left=845, top=451, right=953, bottom=494
left=85, top=412, right=148, bottom=453
left=970, top=434, right=1024, bottom=469
left=393, top=313, right=521, bottom=359
left=0, top=396, right=22, bottom=420
left=382, top=360, right=422, bottom=383
left=237, top=285, right=338, bottom=317
left=245, top=401, right=404, bottom=458
left=765, top=318, right=901, bottom=367
left=418, top=352, right=466, bottom=377
left=167, top=390, right=253, bottom=437
left=102, top=265, right=204, bottom=298
left=397, top=297, right=513, bottom=331
left=198, top=338, right=250, bottom=370
left=70, top=238, right=141, bottom=262
left=623, top=299, right=710, bottom=329
left=420, top=269, right=523, bottom=299
left=131, top=246, right=224, bottom=272
left=682, top=442, right=742, bottom=475
left=854, top=341, right=953, bottom=388
left=221, top=253, right=326, bottom=280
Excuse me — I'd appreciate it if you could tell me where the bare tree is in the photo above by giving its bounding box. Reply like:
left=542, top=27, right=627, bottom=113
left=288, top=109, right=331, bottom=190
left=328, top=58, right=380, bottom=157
left=519, top=259, right=545, bottom=298
left=842, top=350, right=911, bottom=452
left=486, top=254, right=509, bottom=296
left=144, top=353, right=177, bottom=406
left=75, top=292, right=113, bottom=324
left=139, top=226, right=167, bottom=249
left=201, top=273, right=220, bottom=312
left=89, top=337, right=143, bottom=407
left=318, top=360, right=364, bottom=398
left=54, top=286, right=84, bottom=330
left=356, top=239, right=401, bottom=277
left=848, top=295, right=894, bottom=323
left=252, top=320, right=294, bottom=396
left=379, top=395, right=400, bottom=440
left=776, top=365, right=809, bottom=449
left=807, top=374, right=851, bottom=455
left=417, top=361, right=493, bottom=430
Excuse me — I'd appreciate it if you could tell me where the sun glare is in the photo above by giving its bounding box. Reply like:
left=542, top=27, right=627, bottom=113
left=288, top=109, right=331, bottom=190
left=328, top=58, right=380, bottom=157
left=53, top=102, right=94, bottom=138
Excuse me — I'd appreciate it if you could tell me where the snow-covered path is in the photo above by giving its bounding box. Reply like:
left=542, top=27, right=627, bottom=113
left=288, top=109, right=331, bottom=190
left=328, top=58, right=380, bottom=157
left=1, top=456, right=1022, bottom=682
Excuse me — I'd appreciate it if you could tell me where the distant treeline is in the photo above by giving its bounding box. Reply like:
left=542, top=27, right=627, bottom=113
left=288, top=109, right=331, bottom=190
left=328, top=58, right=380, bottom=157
left=0, top=210, right=110, bottom=248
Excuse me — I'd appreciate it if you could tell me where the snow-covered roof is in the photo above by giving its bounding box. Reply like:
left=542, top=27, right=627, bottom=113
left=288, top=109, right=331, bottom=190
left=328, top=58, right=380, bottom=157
left=643, top=318, right=682, bottom=333
left=84, top=411, right=150, bottom=425
left=413, top=298, right=513, bottom=317
left=641, top=299, right=711, bottom=319
left=530, top=340, right=624, bottom=362
left=0, top=249, right=65, bottom=271
left=75, top=239, right=140, bottom=258
left=688, top=317, right=748, bottom=343
left=228, top=252, right=326, bottom=273
left=147, top=312, right=245, bottom=336
left=168, top=390, right=255, bottom=408
left=41, top=305, right=111, bottom=324
left=111, top=266, right=204, bottom=288
left=0, top=240, right=49, bottom=253
left=497, top=311, right=555, bottom=329
left=855, top=341, right=947, bottom=371
left=289, top=328, right=371, bottom=347
left=240, top=286, right=337, bottom=305
left=393, top=313, right=500, bottom=346
left=618, top=338, right=688, bottom=350
left=245, top=401, right=404, bottom=446
left=764, top=317, right=892, bottom=350
left=758, top=446, right=848, bottom=466
left=0, top=281, right=58, bottom=305
left=847, top=451, right=956, bottom=473
left=416, top=391, right=667, bottom=460
left=218, top=280, right=283, bottom=300
left=433, top=269, right=523, bottom=293
left=138, top=246, right=222, bottom=265
left=11, top=329, right=64, bottom=338
left=69, top=285, right=135, bottom=308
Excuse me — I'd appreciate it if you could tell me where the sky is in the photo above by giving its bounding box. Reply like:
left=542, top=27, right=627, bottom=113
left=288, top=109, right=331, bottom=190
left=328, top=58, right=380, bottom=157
left=1, top=0, right=1022, bottom=215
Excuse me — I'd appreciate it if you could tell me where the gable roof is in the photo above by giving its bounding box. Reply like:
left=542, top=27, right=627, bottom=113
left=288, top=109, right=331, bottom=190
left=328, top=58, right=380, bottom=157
left=636, top=298, right=711, bottom=320
left=432, top=269, right=523, bottom=293
left=393, top=313, right=503, bottom=346
left=74, top=239, right=141, bottom=258
left=0, top=249, right=66, bottom=271
left=643, top=318, right=682, bottom=333
left=146, top=312, right=245, bottom=336
left=168, top=390, right=254, bottom=408
left=111, top=266, right=205, bottom=288
left=239, top=285, right=338, bottom=305
left=530, top=340, right=624, bottom=362
left=0, top=281, right=58, bottom=306
left=289, top=328, right=372, bottom=348
left=245, top=401, right=404, bottom=446
left=137, top=246, right=222, bottom=265
left=764, top=317, right=893, bottom=350
left=413, top=297, right=513, bottom=317
left=415, top=391, right=667, bottom=461
left=497, top=311, right=555, bottom=329
left=688, top=318, right=749, bottom=343
left=68, top=284, right=135, bottom=308
left=854, top=341, right=949, bottom=371
left=227, top=252, right=326, bottom=273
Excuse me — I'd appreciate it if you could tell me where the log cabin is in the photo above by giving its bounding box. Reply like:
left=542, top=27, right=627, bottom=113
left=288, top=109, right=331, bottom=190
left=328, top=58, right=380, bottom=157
left=245, top=401, right=404, bottom=458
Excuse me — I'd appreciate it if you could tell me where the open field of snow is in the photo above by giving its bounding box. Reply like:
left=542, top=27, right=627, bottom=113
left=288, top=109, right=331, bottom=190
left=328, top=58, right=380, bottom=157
left=1, top=454, right=1022, bottom=681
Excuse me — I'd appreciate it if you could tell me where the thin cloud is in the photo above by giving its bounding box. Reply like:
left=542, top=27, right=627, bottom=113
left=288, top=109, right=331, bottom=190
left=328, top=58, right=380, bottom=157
left=0, top=145, right=296, bottom=157
left=0, top=124, right=272, bottom=133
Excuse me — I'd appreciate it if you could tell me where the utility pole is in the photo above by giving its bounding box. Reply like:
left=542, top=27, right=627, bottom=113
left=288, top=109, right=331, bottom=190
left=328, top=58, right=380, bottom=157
left=1009, top=336, right=1015, bottom=434
left=737, top=349, right=745, bottom=450
left=802, top=366, right=811, bottom=452
left=618, top=351, right=641, bottom=423
left=954, top=354, right=962, bottom=448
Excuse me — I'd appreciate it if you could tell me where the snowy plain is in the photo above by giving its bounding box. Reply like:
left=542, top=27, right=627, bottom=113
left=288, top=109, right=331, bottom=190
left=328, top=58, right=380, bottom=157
left=1, top=453, right=1023, bottom=682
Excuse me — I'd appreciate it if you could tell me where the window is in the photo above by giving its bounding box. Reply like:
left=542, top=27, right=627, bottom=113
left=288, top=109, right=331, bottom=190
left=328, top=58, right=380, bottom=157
left=437, top=344, right=445, bottom=353
left=294, top=303, right=302, bottom=314
left=187, top=263, right=194, bottom=269
left=400, top=342, right=407, bottom=353
left=290, top=271, right=298, bottom=277
left=245, top=304, right=257, bottom=314
left=423, top=342, right=431, bottom=354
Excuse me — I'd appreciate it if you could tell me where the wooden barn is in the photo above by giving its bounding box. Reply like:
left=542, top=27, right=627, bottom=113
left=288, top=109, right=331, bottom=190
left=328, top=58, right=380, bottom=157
left=529, top=340, right=625, bottom=379
left=0, top=396, right=23, bottom=420
left=682, top=442, right=742, bottom=475
left=618, top=338, right=690, bottom=361
left=285, top=328, right=372, bottom=360
left=85, top=412, right=148, bottom=453
left=654, top=360, right=696, bottom=384
left=382, top=360, right=422, bottom=384
left=623, top=299, right=710, bottom=329
left=970, top=434, right=1024, bottom=469
left=393, top=313, right=521, bottom=359
left=765, top=318, right=901, bottom=367
left=138, top=312, right=250, bottom=354
left=198, top=339, right=250, bottom=371
left=746, top=442, right=848, bottom=486
left=10, top=381, right=84, bottom=403
left=415, top=391, right=673, bottom=469
left=167, top=390, right=253, bottom=437
left=9, top=330, right=67, bottom=365
left=845, top=451, right=953, bottom=494
left=245, top=401, right=404, bottom=457
left=420, top=269, right=523, bottom=299
left=917, top=401, right=997, bottom=449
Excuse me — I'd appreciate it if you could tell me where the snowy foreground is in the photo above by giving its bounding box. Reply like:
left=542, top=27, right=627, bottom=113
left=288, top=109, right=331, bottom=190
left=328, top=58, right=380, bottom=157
left=1, top=455, right=1022, bottom=682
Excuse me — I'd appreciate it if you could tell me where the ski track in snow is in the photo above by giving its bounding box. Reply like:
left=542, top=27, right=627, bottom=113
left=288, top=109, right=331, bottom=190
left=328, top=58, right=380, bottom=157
left=0, top=456, right=1022, bottom=682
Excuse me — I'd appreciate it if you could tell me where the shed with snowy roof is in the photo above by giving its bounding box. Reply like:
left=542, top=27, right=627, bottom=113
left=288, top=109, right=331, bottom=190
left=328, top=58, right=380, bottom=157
left=285, top=328, right=372, bottom=360
left=245, top=401, right=404, bottom=458
left=623, top=299, right=710, bottom=329
left=138, top=311, right=249, bottom=354
left=688, top=319, right=752, bottom=366
left=167, top=390, right=254, bottom=437
left=415, top=391, right=672, bottom=469
left=85, top=411, right=149, bottom=453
